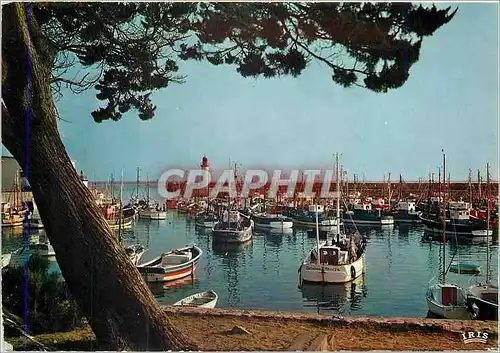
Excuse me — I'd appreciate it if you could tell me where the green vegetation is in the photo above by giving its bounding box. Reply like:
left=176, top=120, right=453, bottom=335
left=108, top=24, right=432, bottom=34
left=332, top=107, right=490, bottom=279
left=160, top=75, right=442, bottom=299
left=2, top=254, right=86, bottom=335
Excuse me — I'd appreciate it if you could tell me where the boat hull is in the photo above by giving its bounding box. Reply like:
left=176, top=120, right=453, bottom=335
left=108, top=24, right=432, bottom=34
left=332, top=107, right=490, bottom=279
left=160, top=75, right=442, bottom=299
left=420, top=216, right=493, bottom=237
left=300, top=253, right=365, bottom=284
left=212, top=228, right=252, bottom=243
left=173, top=290, right=218, bottom=308
left=254, top=220, right=294, bottom=229
left=467, top=284, right=498, bottom=321
left=140, top=264, right=197, bottom=283
left=195, top=220, right=218, bottom=228
left=23, top=220, right=44, bottom=229
left=426, top=283, right=470, bottom=320
left=150, top=211, right=167, bottom=220
left=212, top=220, right=253, bottom=243
left=137, top=245, right=202, bottom=283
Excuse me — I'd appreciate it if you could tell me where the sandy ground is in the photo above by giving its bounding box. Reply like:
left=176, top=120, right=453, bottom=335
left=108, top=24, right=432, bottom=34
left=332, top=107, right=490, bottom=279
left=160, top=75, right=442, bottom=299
left=7, top=307, right=499, bottom=351
left=163, top=307, right=499, bottom=351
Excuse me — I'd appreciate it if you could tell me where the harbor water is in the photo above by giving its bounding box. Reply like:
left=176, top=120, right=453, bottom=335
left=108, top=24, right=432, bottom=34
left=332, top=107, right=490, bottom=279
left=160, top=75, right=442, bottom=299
left=2, top=207, right=498, bottom=318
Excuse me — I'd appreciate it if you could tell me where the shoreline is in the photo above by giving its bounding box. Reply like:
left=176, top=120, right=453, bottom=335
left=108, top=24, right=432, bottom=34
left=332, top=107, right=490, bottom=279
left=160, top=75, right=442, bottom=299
left=7, top=307, right=498, bottom=351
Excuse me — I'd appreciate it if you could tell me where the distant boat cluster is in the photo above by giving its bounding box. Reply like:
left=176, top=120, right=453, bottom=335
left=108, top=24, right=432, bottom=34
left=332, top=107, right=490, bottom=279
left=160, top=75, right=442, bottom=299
left=1, top=154, right=497, bottom=318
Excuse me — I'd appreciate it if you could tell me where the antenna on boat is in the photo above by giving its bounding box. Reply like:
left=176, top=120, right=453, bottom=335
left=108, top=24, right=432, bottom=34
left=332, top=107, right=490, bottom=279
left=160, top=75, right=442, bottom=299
left=486, top=162, right=491, bottom=285
left=118, top=168, right=124, bottom=245
left=441, top=149, right=446, bottom=285
left=336, top=153, right=340, bottom=236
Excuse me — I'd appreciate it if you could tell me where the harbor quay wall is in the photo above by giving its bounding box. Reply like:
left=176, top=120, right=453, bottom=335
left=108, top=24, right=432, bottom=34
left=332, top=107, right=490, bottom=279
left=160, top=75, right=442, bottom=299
left=156, top=180, right=498, bottom=201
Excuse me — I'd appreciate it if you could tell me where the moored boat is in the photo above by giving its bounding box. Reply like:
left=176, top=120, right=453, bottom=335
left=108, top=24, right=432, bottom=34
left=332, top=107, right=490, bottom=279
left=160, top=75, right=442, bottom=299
left=195, top=212, right=218, bottom=228
left=212, top=211, right=253, bottom=244
left=173, top=290, right=218, bottom=308
left=392, top=201, right=422, bottom=223
left=299, top=154, right=367, bottom=285
left=449, top=263, right=481, bottom=274
left=107, top=216, right=134, bottom=230
left=1, top=213, right=24, bottom=228
left=426, top=281, right=470, bottom=319
left=466, top=165, right=498, bottom=321
left=344, top=202, right=394, bottom=225
left=419, top=201, right=492, bottom=238
left=125, top=244, right=147, bottom=265
left=425, top=151, right=471, bottom=320
left=252, top=213, right=293, bottom=229
left=285, top=205, right=340, bottom=228
left=150, top=210, right=167, bottom=220
left=137, top=244, right=202, bottom=283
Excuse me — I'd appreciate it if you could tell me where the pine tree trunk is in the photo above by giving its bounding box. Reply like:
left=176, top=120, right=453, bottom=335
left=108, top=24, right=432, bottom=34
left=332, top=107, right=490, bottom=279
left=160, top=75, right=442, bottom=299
left=1, top=3, right=196, bottom=350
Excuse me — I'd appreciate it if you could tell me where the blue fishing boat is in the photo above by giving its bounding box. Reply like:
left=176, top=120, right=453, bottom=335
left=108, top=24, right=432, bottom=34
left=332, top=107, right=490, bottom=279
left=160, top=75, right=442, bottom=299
left=194, top=211, right=218, bottom=228
left=212, top=211, right=253, bottom=244
left=344, top=202, right=394, bottom=225
left=419, top=201, right=492, bottom=238
left=391, top=201, right=422, bottom=223
left=251, top=213, right=293, bottom=229
left=285, top=205, right=340, bottom=228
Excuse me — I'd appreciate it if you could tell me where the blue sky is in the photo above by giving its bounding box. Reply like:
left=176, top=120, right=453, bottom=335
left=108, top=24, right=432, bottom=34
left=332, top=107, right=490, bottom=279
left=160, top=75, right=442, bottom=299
left=3, top=3, right=498, bottom=182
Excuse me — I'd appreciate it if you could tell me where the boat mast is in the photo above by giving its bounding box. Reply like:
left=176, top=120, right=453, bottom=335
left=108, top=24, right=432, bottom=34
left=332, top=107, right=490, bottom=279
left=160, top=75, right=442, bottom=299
left=336, top=153, right=340, bottom=235
left=228, top=158, right=231, bottom=230
left=468, top=168, right=472, bottom=207
left=441, top=150, right=446, bottom=284
left=110, top=172, right=115, bottom=202
left=486, top=163, right=491, bottom=284
left=136, top=167, right=140, bottom=200
left=118, top=168, right=124, bottom=245
left=387, top=172, right=392, bottom=209
left=315, top=203, right=320, bottom=266
left=477, top=169, right=482, bottom=200
left=146, top=174, right=150, bottom=204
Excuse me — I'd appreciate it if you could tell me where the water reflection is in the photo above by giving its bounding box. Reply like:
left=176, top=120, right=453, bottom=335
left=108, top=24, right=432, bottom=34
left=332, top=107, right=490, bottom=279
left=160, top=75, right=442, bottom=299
left=212, top=240, right=253, bottom=256
left=263, top=231, right=284, bottom=248
left=300, top=274, right=367, bottom=315
left=148, top=277, right=196, bottom=298
left=211, top=241, right=252, bottom=308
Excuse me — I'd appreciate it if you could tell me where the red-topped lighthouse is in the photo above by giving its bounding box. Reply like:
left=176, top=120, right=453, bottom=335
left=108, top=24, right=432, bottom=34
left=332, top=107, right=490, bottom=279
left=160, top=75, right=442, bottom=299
left=201, top=155, right=210, bottom=171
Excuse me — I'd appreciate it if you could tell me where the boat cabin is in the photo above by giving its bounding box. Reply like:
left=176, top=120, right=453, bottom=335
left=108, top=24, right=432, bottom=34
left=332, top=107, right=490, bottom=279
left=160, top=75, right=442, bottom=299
left=318, top=245, right=349, bottom=266
left=398, top=201, right=417, bottom=212
left=353, top=202, right=372, bottom=211
left=222, top=210, right=241, bottom=223
left=448, top=202, right=470, bottom=221
left=308, top=205, right=325, bottom=213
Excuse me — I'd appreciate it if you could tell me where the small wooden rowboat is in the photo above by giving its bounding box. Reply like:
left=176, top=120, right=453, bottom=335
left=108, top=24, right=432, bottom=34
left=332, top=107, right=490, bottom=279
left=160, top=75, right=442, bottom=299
left=449, top=263, right=481, bottom=274
left=137, top=244, right=202, bottom=283
left=173, top=290, right=218, bottom=308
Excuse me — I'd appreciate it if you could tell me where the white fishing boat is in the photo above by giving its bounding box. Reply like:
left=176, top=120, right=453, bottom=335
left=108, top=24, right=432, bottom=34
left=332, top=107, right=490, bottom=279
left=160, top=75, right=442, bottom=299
left=124, top=244, right=147, bottom=265
left=426, top=281, right=470, bottom=319
left=23, top=201, right=44, bottom=229
left=173, top=290, right=218, bottom=308
left=466, top=164, right=498, bottom=321
left=2, top=253, right=12, bottom=268
left=137, top=244, right=202, bottom=283
left=8, top=240, right=56, bottom=268
left=425, top=151, right=470, bottom=320
left=299, top=154, right=367, bottom=284
left=150, top=211, right=167, bottom=220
